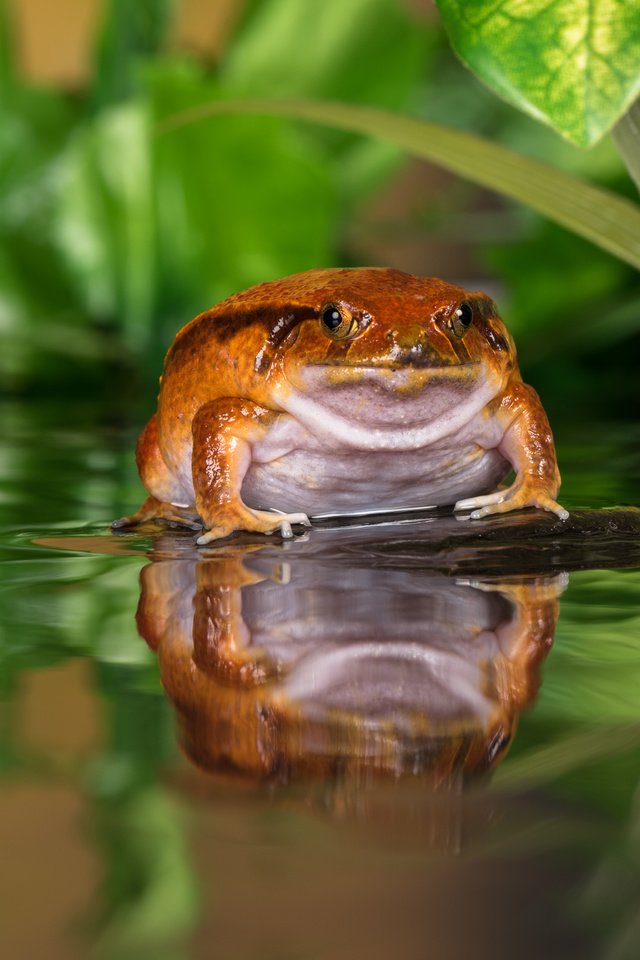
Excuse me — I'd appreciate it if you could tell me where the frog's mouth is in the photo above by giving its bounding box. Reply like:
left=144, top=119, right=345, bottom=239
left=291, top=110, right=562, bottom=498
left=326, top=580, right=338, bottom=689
left=318, top=359, right=481, bottom=373
left=274, top=363, right=500, bottom=451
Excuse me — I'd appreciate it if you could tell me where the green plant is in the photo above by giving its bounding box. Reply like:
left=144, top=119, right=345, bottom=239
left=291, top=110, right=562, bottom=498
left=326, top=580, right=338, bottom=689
left=157, top=1, right=640, bottom=415
left=0, top=0, right=429, bottom=390
left=1, top=0, right=638, bottom=405
left=163, top=1, right=640, bottom=265
left=436, top=0, right=640, bottom=150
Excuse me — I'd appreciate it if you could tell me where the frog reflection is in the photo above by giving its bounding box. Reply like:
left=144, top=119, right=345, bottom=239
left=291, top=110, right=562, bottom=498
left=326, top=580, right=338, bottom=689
left=135, top=535, right=565, bottom=788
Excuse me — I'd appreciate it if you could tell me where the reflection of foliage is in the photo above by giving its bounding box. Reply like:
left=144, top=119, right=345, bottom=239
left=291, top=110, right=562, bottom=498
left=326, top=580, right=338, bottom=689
left=581, top=784, right=640, bottom=960
left=490, top=569, right=640, bottom=959
left=1, top=531, right=640, bottom=955
left=88, top=783, right=197, bottom=960
left=0, top=545, right=161, bottom=778
left=539, top=570, right=640, bottom=725
left=499, top=570, right=640, bottom=769
left=0, top=542, right=196, bottom=957
left=0, top=553, right=149, bottom=677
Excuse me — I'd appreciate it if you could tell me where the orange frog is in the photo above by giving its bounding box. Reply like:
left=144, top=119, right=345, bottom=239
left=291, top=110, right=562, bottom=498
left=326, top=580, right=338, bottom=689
left=114, top=268, right=568, bottom=544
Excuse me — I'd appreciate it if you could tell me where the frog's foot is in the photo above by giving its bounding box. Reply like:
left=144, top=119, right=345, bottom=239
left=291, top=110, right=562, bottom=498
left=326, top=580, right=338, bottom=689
left=455, top=486, right=569, bottom=521
left=112, top=496, right=202, bottom=532
left=196, top=507, right=311, bottom=545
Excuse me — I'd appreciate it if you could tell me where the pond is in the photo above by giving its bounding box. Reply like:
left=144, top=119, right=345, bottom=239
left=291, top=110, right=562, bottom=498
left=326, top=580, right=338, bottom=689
left=1, top=398, right=639, bottom=960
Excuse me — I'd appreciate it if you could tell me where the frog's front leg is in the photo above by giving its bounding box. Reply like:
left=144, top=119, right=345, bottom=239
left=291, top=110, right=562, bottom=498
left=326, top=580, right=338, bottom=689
left=192, top=398, right=311, bottom=544
left=455, top=382, right=569, bottom=521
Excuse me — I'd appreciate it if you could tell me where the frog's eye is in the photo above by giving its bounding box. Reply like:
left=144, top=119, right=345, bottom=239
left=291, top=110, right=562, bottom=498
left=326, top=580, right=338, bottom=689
left=451, top=301, right=474, bottom=338
left=319, top=303, right=357, bottom=340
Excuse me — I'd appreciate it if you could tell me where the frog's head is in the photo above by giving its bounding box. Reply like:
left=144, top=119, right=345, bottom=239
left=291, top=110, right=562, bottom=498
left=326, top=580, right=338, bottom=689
left=256, top=268, right=517, bottom=439
left=282, top=267, right=512, bottom=372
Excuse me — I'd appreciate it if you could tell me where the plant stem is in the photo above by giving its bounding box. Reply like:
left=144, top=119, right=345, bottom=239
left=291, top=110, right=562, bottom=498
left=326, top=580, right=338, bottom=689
left=612, top=98, right=640, bottom=194
left=160, top=98, right=640, bottom=270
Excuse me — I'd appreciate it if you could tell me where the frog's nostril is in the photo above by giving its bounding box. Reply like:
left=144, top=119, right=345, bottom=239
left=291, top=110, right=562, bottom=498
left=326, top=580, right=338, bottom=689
left=391, top=325, right=427, bottom=351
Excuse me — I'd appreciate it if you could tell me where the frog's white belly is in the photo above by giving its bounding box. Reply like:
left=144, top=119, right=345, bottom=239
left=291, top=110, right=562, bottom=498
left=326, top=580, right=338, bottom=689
left=241, top=415, right=509, bottom=516
left=236, top=367, right=509, bottom=515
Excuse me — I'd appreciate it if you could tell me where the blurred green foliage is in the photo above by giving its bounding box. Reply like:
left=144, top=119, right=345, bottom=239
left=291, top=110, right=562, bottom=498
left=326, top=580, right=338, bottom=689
left=188, top=96, right=640, bottom=270
left=0, top=0, right=428, bottom=392
left=0, top=0, right=638, bottom=416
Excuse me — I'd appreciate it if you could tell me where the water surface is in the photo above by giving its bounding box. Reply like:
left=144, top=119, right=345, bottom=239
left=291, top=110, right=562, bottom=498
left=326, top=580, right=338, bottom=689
left=1, top=399, right=639, bottom=960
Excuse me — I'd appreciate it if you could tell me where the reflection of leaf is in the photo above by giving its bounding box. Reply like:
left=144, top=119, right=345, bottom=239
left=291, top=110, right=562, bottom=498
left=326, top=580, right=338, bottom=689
left=160, top=98, right=640, bottom=270
left=0, top=555, right=151, bottom=679
left=91, top=787, right=198, bottom=957
left=495, top=723, right=640, bottom=791
left=497, top=570, right=640, bottom=798
left=535, top=570, right=640, bottom=724
left=435, top=0, right=640, bottom=148
left=580, top=789, right=640, bottom=960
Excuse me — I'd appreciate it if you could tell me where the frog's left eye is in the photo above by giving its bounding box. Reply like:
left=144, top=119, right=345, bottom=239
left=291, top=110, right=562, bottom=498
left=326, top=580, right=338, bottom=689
left=451, top=301, right=474, bottom=338
left=319, top=303, right=357, bottom=340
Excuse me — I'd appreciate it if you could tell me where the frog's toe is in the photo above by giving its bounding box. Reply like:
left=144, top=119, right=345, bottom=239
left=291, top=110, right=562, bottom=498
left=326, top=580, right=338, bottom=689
left=112, top=515, right=134, bottom=529
left=196, top=527, right=231, bottom=545
left=112, top=496, right=159, bottom=529
left=535, top=497, right=570, bottom=521
left=454, top=490, right=506, bottom=513
left=256, top=509, right=311, bottom=538
left=197, top=508, right=311, bottom=545
left=268, top=510, right=311, bottom=529
left=276, top=520, right=293, bottom=539
left=470, top=503, right=509, bottom=519
left=112, top=496, right=202, bottom=532
left=275, top=514, right=311, bottom=538
left=460, top=489, right=569, bottom=521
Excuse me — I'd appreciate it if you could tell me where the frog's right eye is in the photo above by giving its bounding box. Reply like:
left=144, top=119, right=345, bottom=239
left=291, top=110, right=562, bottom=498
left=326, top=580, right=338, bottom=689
left=451, top=301, right=474, bottom=338
left=319, top=303, right=357, bottom=340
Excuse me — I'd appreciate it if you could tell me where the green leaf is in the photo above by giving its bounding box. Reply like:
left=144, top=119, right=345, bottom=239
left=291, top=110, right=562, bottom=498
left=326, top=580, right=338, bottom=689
left=54, top=104, right=157, bottom=348
left=612, top=98, right=640, bottom=192
left=0, top=82, right=89, bottom=381
left=435, top=0, right=640, bottom=148
left=224, top=0, right=429, bottom=109
left=222, top=0, right=433, bottom=198
left=159, top=98, right=640, bottom=270
left=484, top=220, right=632, bottom=354
left=93, top=0, right=175, bottom=106
left=148, top=68, right=339, bottom=330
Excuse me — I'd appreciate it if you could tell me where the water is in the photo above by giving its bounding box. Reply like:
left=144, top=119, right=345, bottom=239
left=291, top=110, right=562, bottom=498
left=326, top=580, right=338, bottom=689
left=1, top=399, right=640, bottom=960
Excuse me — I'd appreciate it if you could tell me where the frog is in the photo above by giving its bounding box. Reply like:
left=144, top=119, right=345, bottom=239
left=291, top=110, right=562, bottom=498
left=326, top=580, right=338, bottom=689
left=113, top=267, right=568, bottom=544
